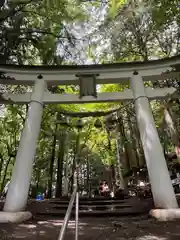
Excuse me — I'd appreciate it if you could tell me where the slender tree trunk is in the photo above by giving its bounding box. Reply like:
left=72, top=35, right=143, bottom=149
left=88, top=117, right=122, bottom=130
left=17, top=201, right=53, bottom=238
left=117, top=113, right=131, bottom=174
left=1, top=156, right=12, bottom=191
left=115, top=135, right=125, bottom=189
left=162, top=127, right=169, bottom=157
left=110, top=164, right=116, bottom=193
left=126, top=111, right=139, bottom=169
left=55, top=134, right=65, bottom=198
left=71, top=132, right=80, bottom=193
left=86, top=157, right=90, bottom=195
left=36, top=170, right=41, bottom=193
left=0, top=155, right=4, bottom=182
left=64, top=145, right=70, bottom=196
left=131, top=115, right=145, bottom=167
left=47, top=125, right=57, bottom=198
left=70, top=152, right=76, bottom=194
left=163, top=101, right=180, bottom=158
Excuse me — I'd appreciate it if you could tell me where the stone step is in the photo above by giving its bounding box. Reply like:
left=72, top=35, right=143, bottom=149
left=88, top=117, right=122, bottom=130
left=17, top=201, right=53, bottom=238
left=52, top=203, right=132, bottom=210
left=50, top=197, right=114, bottom=201
left=48, top=199, right=129, bottom=205
left=27, top=197, right=153, bottom=218
left=36, top=207, right=147, bottom=217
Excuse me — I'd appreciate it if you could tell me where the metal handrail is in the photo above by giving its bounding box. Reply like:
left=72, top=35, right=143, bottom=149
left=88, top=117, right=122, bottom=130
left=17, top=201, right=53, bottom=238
left=75, top=191, right=79, bottom=240
left=58, top=185, right=79, bottom=240
left=58, top=132, right=80, bottom=240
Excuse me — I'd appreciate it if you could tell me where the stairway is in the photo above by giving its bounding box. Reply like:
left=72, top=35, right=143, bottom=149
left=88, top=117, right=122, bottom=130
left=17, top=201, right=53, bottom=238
left=27, top=196, right=153, bottom=218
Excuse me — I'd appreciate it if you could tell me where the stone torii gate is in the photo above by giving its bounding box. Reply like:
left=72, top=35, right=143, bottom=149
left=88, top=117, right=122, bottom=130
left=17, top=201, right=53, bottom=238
left=1, top=56, right=180, bottom=222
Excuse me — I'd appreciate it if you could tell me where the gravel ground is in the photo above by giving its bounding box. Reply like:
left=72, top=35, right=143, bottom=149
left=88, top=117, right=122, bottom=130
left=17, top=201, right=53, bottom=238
left=0, top=215, right=180, bottom=240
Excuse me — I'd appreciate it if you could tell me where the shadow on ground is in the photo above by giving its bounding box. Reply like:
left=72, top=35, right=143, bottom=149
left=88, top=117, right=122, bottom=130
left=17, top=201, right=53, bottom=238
left=0, top=215, right=180, bottom=240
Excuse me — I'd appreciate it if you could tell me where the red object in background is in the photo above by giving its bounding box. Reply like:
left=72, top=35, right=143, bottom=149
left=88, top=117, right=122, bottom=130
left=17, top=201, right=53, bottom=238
left=175, top=146, right=180, bottom=156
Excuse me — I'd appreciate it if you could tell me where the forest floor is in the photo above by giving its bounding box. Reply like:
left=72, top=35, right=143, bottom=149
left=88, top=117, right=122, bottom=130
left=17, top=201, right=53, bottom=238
left=0, top=215, right=180, bottom=240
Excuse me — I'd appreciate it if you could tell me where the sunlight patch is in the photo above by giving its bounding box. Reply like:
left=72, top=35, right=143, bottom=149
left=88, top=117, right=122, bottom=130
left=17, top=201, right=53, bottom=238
left=19, top=224, right=37, bottom=229
left=136, top=235, right=167, bottom=240
left=37, top=221, right=49, bottom=225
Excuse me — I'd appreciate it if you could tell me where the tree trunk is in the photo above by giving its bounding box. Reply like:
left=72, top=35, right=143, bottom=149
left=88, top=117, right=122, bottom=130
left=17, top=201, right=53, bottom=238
left=163, top=101, right=180, bottom=158
left=162, top=127, right=169, bottom=157
left=110, top=164, right=116, bottom=193
left=131, top=116, right=145, bottom=167
left=1, top=156, right=12, bottom=192
left=86, top=157, right=90, bottom=195
left=117, top=113, right=131, bottom=174
left=0, top=155, right=4, bottom=182
left=70, top=151, right=76, bottom=194
left=71, top=132, right=80, bottom=193
left=126, top=111, right=139, bottom=169
left=55, top=133, right=65, bottom=198
left=47, top=126, right=57, bottom=198
left=36, top=170, right=41, bottom=193
left=115, top=134, right=125, bottom=189
left=64, top=148, right=70, bottom=196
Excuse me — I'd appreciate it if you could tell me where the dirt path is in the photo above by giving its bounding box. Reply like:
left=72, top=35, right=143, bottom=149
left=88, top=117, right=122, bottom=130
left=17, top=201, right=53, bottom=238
left=0, top=215, right=180, bottom=240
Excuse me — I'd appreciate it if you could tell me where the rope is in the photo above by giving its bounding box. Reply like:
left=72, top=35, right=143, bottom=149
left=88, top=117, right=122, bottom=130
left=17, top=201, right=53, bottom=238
left=57, top=101, right=132, bottom=118
left=55, top=86, right=176, bottom=119
left=30, top=99, right=44, bottom=106
left=56, top=95, right=150, bottom=119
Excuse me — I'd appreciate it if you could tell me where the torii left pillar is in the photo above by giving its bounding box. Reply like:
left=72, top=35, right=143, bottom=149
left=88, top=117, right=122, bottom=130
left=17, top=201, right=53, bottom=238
left=4, top=79, right=46, bottom=213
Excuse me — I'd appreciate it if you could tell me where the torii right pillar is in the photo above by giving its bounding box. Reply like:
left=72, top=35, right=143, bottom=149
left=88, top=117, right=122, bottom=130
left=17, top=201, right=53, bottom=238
left=130, top=71, right=178, bottom=212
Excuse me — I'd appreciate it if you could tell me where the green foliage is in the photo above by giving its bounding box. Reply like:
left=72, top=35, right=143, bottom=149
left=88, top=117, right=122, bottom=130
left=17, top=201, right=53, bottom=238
left=0, top=0, right=85, bottom=64
left=108, top=0, right=127, bottom=19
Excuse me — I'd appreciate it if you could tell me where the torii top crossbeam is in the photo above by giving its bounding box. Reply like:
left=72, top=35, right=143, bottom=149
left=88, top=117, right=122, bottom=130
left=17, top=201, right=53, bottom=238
left=0, top=55, right=180, bottom=104
left=0, top=55, right=180, bottom=86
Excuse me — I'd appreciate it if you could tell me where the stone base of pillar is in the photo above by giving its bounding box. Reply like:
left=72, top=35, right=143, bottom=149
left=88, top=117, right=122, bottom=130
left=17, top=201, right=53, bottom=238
left=150, top=209, right=180, bottom=221
left=0, top=211, right=32, bottom=223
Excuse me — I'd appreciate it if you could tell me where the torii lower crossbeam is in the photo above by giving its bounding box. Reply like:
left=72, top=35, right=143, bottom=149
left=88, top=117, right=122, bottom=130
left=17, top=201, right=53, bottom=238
left=1, top=87, right=177, bottom=104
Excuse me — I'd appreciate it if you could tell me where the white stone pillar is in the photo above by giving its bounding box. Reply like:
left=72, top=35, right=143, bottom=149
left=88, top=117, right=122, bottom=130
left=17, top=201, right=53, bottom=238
left=4, top=79, right=46, bottom=212
left=130, top=72, right=178, bottom=209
